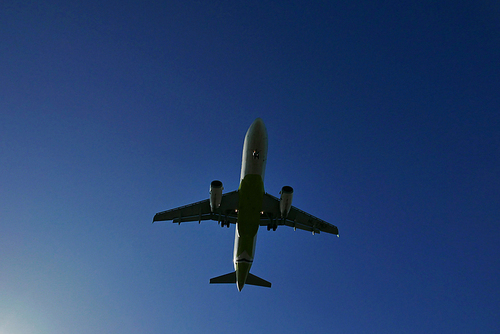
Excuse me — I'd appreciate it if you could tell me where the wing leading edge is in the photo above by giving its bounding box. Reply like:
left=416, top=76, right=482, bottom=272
left=261, top=193, right=339, bottom=235
left=153, top=191, right=239, bottom=225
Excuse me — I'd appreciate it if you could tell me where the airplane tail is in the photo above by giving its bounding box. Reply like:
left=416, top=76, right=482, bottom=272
left=246, top=273, right=272, bottom=288
left=209, top=271, right=271, bottom=288
left=210, top=272, right=236, bottom=284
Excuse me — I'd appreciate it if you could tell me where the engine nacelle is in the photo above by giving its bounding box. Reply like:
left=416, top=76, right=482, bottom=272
left=209, top=180, right=223, bottom=212
left=279, top=186, right=293, bottom=218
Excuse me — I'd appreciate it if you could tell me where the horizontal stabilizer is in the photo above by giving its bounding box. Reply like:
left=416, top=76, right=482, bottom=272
left=210, top=272, right=236, bottom=284
left=246, top=273, right=271, bottom=288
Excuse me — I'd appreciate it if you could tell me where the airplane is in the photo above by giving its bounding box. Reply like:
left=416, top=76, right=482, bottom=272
left=153, top=118, right=339, bottom=291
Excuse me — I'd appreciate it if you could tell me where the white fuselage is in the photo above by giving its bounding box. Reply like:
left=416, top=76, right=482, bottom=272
left=240, top=118, right=268, bottom=182
left=233, top=118, right=268, bottom=290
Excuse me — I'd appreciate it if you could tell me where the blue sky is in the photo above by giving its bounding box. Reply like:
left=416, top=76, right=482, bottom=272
left=1, top=0, right=499, bottom=333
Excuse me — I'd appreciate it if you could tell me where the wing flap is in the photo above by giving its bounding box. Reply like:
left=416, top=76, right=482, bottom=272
left=261, top=193, right=339, bottom=235
left=153, top=191, right=239, bottom=224
left=286, top=207, right=339, bottom=235
left=153, top=199, right=210, bottom=222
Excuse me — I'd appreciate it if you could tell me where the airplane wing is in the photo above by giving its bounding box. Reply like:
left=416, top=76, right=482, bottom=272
left=261, top=193, right=339, bottom=235
left=153, top=190, right=239, bottom=225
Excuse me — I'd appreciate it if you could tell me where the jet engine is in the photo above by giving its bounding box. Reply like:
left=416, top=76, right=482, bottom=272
left=279, top=186, right=293, bottom=218
left=210, top=180, right=223, bottom=212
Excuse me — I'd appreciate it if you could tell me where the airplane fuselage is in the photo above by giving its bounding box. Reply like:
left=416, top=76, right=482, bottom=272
left=153, top=117, right=339, bottom=291
left=234, top=118, right=268, bottom=291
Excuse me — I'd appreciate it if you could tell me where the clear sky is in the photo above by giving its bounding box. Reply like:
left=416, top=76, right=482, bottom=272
left=1, top=1, right=499, bottom=333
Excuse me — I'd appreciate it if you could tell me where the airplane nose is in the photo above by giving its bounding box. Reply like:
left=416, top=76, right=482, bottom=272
left=247, top=118, right=267, bottom=139
left=252, top=118, right=265, bottom=130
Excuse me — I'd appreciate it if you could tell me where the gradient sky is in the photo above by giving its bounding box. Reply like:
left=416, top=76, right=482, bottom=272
left=1, top=1, right=499, bottom=333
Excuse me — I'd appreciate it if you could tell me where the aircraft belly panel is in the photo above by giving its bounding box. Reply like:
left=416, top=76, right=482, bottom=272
left=233, top=174, right=264, bottom=270
left=237, top=174, right=264, bottom=237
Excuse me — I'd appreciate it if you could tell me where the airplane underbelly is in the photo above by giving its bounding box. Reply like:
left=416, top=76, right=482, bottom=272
left=237, top=174, right=264, bottom=237
left=234, top=174, right=264, bottom=267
